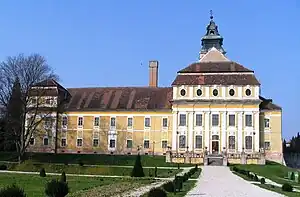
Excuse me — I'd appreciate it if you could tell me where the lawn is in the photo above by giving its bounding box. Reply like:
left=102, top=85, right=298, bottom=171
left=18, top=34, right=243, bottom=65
left=0, top=152, right=193, bottom=167
left=254, top=183, right=299, bottom=197
left=0, top=173, right=154, bottom=197
left=232, top=161, right=300, bottom=186
left=1, top=161, right=182, bottom=178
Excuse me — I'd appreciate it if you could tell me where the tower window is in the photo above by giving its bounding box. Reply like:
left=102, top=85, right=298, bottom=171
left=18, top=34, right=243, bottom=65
left=210, top=30, right=215, bottom=35
left=180, top=89, right=186, bottom=96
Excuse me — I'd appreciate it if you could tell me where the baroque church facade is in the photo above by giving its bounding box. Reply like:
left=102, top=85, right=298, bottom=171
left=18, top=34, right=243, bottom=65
left=28, top=15, right=283, bottom=164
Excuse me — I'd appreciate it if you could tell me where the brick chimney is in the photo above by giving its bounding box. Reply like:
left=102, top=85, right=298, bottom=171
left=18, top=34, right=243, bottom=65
left=149, top=60, right=158, bottom=87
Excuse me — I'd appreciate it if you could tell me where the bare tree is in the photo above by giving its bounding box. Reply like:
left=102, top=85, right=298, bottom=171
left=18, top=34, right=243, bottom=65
left=0, top=54, right=59, bottom=162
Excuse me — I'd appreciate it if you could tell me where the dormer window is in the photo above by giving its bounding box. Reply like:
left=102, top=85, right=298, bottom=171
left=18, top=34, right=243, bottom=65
left=180, top=89, right=186, bottom=96
left=210, top=30, right=215, bottom=35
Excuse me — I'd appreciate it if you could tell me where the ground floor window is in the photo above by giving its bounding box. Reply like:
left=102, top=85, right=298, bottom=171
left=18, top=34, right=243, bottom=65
left=144, top=140, right=150, bottom=149
left=61, top=139, right=66, bottom=147
left=77, top=138, right=83, bottom=147
left=179, top=135, right=186, bottom=148
left=264, top=141, right=271, bottom=150
left=109, top=139, right=116, bottom=148
left=29, top=138, right=35, bottom=145
left=245, top=136, right=252, bottom=150
left=228, top=136, right=235, bottom=150
left=195, top=135, right=202, bottom=149
left=127, top=140, right=133, bottom=148
left=162, top=140, right=167, bottom=148
left=93, top=139, right=99, bottom=147
left=43, top=138, right=49, bottom=146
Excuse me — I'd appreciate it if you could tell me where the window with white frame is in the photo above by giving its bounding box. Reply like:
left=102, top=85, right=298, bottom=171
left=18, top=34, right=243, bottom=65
left=179, top=135, right=186, bottom=148
left=127, top=117, right=133, bottom=127
left=110, top=117, right=116, bottom=128
left=94, top=117, right=100, bottom=127
left=78, top=117, right=83, bottom=127
left=195, top=114, right=202, bottom=126
left=264, top=118, right=270, bottom=128
left=127, top=140, right=133, bottom=148
left=144, top=117, right=150, bottom=128
left=212, top=114, right=219, bottom=126
left=62, top=116, right=68, bottom=127
left=45, top=97, right=53, bottom=105
left=43, top=137, right=49, bottom=146
left=179, top=114, right=186, bottom=126
left=195, top=135, right=202, bottom=149
left=162, top=140, right=168, bottom=148
left=77, top=138, right=83, bottom=147
left=228, top=136, right=235, bottom=149
left=44, top=117, right=52, bottom=129
left=228, top=114, right=235, bottom=127
left=245, top=136, right=252, bottom=150
left=162, top=118, right=168, bottom=128
left=93, top=139, right=99, bottom=147
left=264, top=141, right=271, bottom=150
left=144, top=140, right=150, bottom=149
left=109, top=139, right=116, bottom=148
left=29, top=138, right=35, bottom=145
left=61, top=139, right=66, bottom=147
left=245, top=114, right=252, bottom=127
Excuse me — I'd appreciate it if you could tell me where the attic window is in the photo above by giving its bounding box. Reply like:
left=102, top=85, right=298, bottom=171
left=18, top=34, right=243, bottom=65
left=180, top=89, right=186, bottom=96
left=229, top=89, right=235, bottom=96
left=213, top=89, right=218, bottom=96
left=210, top=30, right=215, bottom=35
left=245, top=89, right=251, bottom=96
left=196, top=89, right=202, bottom=97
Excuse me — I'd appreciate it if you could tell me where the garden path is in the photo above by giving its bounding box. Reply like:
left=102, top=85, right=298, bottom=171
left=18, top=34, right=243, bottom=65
left=185, top=166, right=285, bottom=197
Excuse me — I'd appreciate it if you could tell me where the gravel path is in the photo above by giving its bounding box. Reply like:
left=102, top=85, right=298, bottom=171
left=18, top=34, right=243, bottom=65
left=185, top=166, right=285, bottom=197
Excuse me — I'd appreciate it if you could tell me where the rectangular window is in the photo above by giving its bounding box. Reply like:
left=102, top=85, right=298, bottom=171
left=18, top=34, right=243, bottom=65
left=264, top=141, right=271, bottom=150
left=127, top=117, right=133, bottom=127
left=110, top=117, right=116, bottom=127
left=264, top=118, right=270, bottom=128
left=78, top=117, right=83, bottom=126
left=195, top=114, right=203, bottom=126
left=212, top=114, right=219, bottom=126
left=62, top=116, right=68, bottom=127
left=228, top=114, right=235, bottom=127
left=43, top=138, right=48, bottom=146
left=77, top=139, right=83, bottom=147
left=94, top=117, right=100, bottom=126
left=162, top=140, right=168, bottom=148
left=29, top=138, right=34, bottom=145
left=195, top=136, right=202, bottom=149
left=127, top=140, right=133, bottom=148
left=45, top=98, right=53, bottom=105
left=179, top=135, right=186, bottom=148
left=179, top=114, right=186, bottom=126
left=245, top=136, right=252, bottom=150
left=31, top=98, right=37, bottom=105
left=61, top=139, right=66, bottom=147
left=228, top=136, right=235, bottom=149
left=162, top=118, right=168, bottom=128
left=144, top=140, right=150, bottom=149
left=109, top=139, right=116, bottom=148
left=93, top=139, right=99, bottom=147
left=145, top=117, right=151, bottom=127
left=245, top=114, right=252, bottom=127
left=44, top=117, right=52, bottom=128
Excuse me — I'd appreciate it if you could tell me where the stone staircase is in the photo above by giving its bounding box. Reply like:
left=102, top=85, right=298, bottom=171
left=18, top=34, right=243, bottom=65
left=207, top=154, right=224, bottom=166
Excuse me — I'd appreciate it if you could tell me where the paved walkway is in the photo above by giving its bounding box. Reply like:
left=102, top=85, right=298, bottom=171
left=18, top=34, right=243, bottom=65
left=185, top=166, right=285, bottom=197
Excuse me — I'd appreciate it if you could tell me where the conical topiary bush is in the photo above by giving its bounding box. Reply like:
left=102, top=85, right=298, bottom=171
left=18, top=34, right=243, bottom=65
left=131, top=154, right=145, bottom=177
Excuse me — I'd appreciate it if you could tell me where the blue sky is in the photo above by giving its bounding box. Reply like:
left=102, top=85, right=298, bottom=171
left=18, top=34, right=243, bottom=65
left=0, top=1, right=299, bottom=139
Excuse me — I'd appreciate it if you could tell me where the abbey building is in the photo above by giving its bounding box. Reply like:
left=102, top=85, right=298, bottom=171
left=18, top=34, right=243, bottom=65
left=27, top=15, right=283, bottom=164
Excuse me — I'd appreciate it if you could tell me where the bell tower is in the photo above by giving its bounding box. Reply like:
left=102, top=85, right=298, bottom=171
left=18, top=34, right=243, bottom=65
left=199, top=11, right=226, bottom=59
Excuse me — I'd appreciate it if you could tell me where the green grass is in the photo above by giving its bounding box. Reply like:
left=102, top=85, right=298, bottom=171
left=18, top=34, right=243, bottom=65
left=1, top=161, right=182, bottom=178
left=254, top=183, right=299, bottom=197
left=0, top=173, right=151, bottom=197
left=0, top=152, right=193, bottom=167
left=232, top=161, right=300, bottom=186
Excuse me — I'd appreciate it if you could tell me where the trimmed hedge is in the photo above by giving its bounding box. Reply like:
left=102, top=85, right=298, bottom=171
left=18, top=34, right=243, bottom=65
left=0, top=184, right=26, bottom=197
left=282, top=183, right=293, bottom=192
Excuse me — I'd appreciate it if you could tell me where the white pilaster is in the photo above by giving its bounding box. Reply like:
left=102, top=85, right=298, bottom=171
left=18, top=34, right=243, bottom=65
left=204, top=111, right=210, bottom=151
left=172, top=112, right=178, bottom=151
left=237, top=112, right=243, bottom=152
left=254, top=111, right=260, bottom=152
left=222, top=112, right=227, bottom=149
left=188, top=112, right=194, bottom=151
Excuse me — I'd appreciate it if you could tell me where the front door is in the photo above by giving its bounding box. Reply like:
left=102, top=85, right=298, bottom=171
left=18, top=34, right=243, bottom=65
left=212, top=141, right=219, bottom=154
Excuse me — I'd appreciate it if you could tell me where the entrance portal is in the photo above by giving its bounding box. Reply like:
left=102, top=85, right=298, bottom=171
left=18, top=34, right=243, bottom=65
left=212, top=141, right=219, bottom=154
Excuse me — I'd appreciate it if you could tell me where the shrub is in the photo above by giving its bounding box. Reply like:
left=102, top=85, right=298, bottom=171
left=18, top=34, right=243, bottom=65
left=282, top=183, right=293, bottom=192
left=254, top=174, right=259, bottom=181
left=0, top=164, right=7, bottom=170
left=78, top=160, right=84, bottom=167
left=195, top=164, right=198, bottom=169
left=154, top=167, right=157, bottom=177
left=60, top=172, right=66, bottom=183
left=148, top=188, right=167, bottom=197
left=174, top=176, right=183, bottom=191
left=0, top=184, right=26, bottom=197
left=45, top=179, right=69, bottom=197
left=260, top=178, right=265, bottom=184
left=162, top=181, right=175, bottom=192
left=232, top=166, right=238, bottom=172
left=131, top=154, right=144, bottom=177
left=183, top=173, right=189, bottom=181
left=291, top=172, right=295, bottom=180
left=40, top=168, right=46, bottom=177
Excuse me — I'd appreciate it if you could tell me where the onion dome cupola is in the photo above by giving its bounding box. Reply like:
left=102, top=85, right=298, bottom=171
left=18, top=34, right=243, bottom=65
left=199, top=11, right=226, bottom=59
